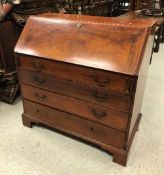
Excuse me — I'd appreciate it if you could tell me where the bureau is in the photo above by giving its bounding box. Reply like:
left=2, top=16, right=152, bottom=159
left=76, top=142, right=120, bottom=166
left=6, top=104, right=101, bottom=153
left=15, top=13, right=156, bottom=166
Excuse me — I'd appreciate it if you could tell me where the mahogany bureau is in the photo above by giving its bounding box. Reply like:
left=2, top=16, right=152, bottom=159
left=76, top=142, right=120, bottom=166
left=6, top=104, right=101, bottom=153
left=15, top=13, right=156, bottom=166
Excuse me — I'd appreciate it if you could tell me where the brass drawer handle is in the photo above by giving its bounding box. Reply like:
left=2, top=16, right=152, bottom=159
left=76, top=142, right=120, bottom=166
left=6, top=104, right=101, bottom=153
left=32, top=62, right=44, bottom=70
left=92, top=75, right=110, bottom=87
left=34, top=76, right=45, bottom=85
left=91, top=109, right=107, bottom=119
left=93, top=91, right=109, bottom=101
left=34, top=92, right=47, bottom=100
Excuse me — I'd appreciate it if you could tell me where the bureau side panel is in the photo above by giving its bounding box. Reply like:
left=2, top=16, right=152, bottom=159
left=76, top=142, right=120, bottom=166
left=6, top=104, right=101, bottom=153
left=128, top=35, right=154, bottom=141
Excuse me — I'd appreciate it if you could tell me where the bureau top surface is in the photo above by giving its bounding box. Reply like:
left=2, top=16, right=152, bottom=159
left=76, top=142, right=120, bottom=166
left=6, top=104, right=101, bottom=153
left=15, top=13, right=156, bottom=76
left=120, top=10, right=164, bottom=25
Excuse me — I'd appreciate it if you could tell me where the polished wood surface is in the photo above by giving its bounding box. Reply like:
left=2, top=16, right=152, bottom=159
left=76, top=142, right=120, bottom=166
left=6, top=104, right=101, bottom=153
left=17, top=56, right=131, bottom=94
left=19, top=69, right=130, bottom=113
left=120, top=10, right=164, bottom=54
left=121, top=10, right=164, bottom=25
left=15, top=13, right=156, bottom=166
left=21, top=84, right=129, bottom=131
left=15, top=13, right=156, bottom=75
left=23, top=99, right=125, bottom=148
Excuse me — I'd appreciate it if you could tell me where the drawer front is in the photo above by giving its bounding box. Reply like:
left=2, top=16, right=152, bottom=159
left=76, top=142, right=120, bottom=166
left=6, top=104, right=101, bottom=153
left=21, top=84, right=128, bottom=131
left=19, top=69, right=130, bottom=112
left=23, top=99, right=125, bottom=148
left=18, top=56, right=130, bottom=94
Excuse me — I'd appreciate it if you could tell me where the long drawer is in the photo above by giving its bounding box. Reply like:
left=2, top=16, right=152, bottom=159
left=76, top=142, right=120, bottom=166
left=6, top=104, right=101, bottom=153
left=17, top=55, right=132, bottom=94
left=23, top=99, right=125, bottom=148
left=21, top=84, right=128, bottom=131
left=19, top=69, right=130, bottom=112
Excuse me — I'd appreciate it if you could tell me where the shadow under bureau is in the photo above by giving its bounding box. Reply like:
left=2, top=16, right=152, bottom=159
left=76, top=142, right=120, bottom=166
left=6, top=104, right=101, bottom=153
left=15, top=13, right=156, bottom=166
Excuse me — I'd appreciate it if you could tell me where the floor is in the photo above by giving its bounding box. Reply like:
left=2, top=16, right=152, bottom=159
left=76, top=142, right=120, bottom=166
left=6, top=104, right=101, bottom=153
left=0, top=45, right=164, bottom=175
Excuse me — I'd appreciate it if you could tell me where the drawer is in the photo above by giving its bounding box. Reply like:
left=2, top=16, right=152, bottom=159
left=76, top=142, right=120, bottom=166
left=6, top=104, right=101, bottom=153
left=19, top=69, right=130, bottom=112
left=23, top=99, right=125, bottom=148
left=21, top=84, right=129, bottom=131
left=17, top=55, right=131, bottom=94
